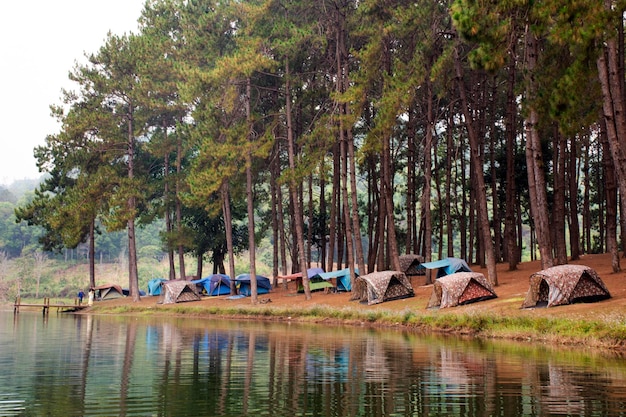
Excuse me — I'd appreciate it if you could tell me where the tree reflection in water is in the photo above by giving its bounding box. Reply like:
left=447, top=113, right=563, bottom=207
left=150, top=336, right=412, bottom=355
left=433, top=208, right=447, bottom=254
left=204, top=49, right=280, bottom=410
left=3, top=312, right=626, bottom=416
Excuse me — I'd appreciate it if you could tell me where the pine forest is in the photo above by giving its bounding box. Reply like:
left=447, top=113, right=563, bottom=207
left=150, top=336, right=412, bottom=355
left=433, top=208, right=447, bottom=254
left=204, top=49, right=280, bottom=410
left=9, top=0, right=626, bottom=302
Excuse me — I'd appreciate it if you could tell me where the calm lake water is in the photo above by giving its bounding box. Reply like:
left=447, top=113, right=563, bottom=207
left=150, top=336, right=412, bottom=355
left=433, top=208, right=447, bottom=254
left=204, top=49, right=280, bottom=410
left=1, top=310, right=626, bottom=417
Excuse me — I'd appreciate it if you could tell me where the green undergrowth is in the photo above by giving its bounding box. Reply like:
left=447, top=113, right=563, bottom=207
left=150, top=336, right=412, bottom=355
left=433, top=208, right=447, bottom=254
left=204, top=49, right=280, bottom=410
left=86, top=302, right=626, bottom=350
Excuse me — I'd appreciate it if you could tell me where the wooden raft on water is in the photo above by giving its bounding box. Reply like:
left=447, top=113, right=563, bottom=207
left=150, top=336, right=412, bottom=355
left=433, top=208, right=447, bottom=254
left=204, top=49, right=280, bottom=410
left=13, top=296, right=89, bottom=315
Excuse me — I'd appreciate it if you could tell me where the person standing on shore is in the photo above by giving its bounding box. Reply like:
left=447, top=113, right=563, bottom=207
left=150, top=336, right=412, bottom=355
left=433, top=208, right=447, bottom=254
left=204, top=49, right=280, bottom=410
left=77, top=290, right=85, bottom=305
left=88, top=288, right=95, bottom=306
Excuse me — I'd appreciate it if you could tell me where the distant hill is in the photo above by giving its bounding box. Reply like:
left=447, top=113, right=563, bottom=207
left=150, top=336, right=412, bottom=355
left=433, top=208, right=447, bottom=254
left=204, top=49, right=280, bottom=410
left=0, top=178, right=43, bottom=202
left=0, top=186, right=17, bottom=204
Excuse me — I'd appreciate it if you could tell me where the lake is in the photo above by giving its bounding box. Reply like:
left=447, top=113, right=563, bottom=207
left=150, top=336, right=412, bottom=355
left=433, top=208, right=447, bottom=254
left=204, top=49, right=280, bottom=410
left=1, top=310, right=626, bottom=416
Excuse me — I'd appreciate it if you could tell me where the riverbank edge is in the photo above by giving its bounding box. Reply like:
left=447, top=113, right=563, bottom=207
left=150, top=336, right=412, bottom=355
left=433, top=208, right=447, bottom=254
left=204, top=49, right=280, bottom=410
left=79, top=302, right=626, bottom=352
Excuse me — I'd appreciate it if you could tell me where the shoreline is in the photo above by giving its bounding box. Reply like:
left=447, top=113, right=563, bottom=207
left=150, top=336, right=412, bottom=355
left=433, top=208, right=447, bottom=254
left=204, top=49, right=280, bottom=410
left=79, top=295, right=626, bottom=353
left=8, top=253, right=626, bottom=353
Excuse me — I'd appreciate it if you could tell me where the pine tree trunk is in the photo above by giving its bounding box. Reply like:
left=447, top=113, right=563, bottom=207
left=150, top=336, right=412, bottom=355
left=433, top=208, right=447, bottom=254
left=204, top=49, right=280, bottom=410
left=600, top=126, right=621, bottom=271
left=336, top=22, right=364, bottom=279
left=524, top=30, right=553, bottom=269
left=582, top=136, right=591, bottom=253
left=196, top=254, right=203, bottom=280
left=504, top=55, right=519, bottom=270
left=246, top=79, right=258, bottom=304
left=327, top=142, right=339, bottom=272
left=336, top=212, right=344, bottom=270
left=126, top=112, right=140, bottom=302
left=347, top=128, right=365, bottom=276
left=221, top=182, right=236, bottom=295
left=468, top=169, right=476, bottom=264
left=340, top=124, right=355, bottom=280
left=446, top=107, right=454, bottom=257
left=488, top=80, right=502, bottom=263
left=553, top=127, right=568, bottom=265
left=270, top=151, right=280, bottom=288
left=454, top=43, right=498, bottom=286
left=285, top=61, right=311, bottom=299
left=422, top=78, right=434, bottom=283
left=435, top=146, right=444, bottom=261
left=568, top=137, right=581, bottom=261
left=459, top=139, right=468, bottom=261
left=176, top=136, right=186, bottom=279
left=382, top=133, right=401, bottom=272
left=164, top=151, right=176, bottom=279
left=367, top=162, right=380, bottom=272
left=288, top=192, right=298, bottom=270
left=377, top=192, right=387, bottom=271
left=406, top=107, right=417, bottom=254
left=596, top=28, right=626, bottom=253
left=89, top=218, right=95, bottom=289
left=307, top=175, right=313, bottom=268
left=319, top=162, right=327, bottom=270
left=276, top=173, right=288, bottom=277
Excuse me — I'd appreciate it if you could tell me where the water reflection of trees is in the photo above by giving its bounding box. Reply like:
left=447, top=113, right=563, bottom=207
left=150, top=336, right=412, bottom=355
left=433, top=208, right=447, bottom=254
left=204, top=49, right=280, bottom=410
left=134, top=322, right=626, bottom=417
left=14, top=313, right=626, bottom=417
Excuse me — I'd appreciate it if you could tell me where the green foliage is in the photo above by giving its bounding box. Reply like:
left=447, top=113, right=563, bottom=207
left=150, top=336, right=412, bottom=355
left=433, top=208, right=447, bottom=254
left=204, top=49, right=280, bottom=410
left=6, top=0, right=624, bottom=288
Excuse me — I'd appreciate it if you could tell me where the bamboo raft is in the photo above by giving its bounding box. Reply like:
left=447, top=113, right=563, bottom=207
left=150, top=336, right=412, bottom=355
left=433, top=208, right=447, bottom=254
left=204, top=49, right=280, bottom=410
left=13, top=296, right=89, bottom=315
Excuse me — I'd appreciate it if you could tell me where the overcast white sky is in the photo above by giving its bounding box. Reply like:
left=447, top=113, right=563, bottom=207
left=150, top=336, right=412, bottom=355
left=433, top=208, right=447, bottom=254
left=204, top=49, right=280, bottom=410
left=0, top=0, right=145, bottom=186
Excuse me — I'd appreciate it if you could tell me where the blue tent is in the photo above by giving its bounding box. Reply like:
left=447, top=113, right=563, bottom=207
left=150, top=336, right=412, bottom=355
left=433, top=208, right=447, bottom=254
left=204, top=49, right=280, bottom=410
left=235, top=274, right=272, bottom=296
left=192, top=274, right=232, bottom=296
left=418, top=257, right=472, bottom=279
left=309, top=268, right=357, bottom=292
left=147, top=278, right=167, bottom=296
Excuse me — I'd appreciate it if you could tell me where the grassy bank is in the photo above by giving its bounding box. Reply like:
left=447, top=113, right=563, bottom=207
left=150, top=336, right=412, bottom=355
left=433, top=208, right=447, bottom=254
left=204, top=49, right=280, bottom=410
left=85, top=300, right=626, bottom=352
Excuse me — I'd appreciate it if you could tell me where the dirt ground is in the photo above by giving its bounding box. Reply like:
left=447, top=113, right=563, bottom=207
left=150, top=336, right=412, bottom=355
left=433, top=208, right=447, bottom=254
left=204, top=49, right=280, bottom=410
left=100, top=252, right=626, bottom=324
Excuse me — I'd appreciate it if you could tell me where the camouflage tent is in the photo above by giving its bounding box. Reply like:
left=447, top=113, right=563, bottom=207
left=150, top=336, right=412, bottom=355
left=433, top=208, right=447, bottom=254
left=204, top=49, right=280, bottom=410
left=160, top=280, right=201, bottom=304
left=350, top=271, right=414, bottom=305
left=399, top=254, right=425, bottom=277
left=427, top=272, right=497, bottom=309
left=521, top=264, right=610, bottom=308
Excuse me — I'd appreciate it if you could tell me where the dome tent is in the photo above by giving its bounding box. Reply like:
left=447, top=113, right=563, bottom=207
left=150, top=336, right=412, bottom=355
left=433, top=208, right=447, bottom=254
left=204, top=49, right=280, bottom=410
left=94, top=283, right=124, bottom=300
left=159, top=280, right=201, bottom=304
left=427, top=272, right=497, bottom=309
left=350, top=271, right=414, bottom=305
left=192, top=274, right=232, bottom=296
left=521, top=264, right=610, bottom=308
left=235, top=274, right=272, bottom=296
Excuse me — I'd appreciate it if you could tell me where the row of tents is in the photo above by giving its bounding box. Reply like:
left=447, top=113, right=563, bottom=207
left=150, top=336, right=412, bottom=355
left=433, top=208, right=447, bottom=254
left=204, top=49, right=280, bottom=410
left=397, top=256, right=611, bottom=309
left=146, top=267, right=412, bottom=305
left=423, top=261, right=611, bottom=309
left=147, top=274, right=274, bottom=304
left=139, top=255, right=611, bottom=309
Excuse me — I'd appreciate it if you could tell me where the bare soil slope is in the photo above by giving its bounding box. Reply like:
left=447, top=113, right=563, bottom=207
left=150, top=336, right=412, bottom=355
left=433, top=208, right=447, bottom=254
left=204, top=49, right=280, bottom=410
left=103, top=253, right=626, bottom=324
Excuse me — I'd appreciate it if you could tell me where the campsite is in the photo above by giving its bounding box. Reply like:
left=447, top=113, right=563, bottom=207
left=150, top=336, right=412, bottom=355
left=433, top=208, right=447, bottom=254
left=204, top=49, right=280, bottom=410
left=88, top=252, right=626, bottom=350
